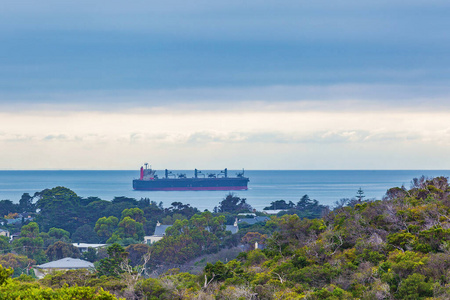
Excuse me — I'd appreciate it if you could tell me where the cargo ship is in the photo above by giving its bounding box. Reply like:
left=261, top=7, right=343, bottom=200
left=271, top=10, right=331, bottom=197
left=132, top=164, right=249, bottom=191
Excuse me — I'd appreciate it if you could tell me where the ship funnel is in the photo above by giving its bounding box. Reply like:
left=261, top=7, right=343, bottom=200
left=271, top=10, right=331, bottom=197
left=140, top=166, right=144, bottom=180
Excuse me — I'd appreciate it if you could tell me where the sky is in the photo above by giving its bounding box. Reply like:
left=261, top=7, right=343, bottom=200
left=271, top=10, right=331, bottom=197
left=1, top=0, right=450, bottom=170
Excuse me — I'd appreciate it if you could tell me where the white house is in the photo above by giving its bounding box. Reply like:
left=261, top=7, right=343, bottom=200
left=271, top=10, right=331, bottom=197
left=144, top=221, right=171, bottom=245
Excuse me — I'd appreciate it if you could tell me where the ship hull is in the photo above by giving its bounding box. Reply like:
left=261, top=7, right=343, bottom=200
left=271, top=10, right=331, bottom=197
left=133, top=177, right=249, bottom=191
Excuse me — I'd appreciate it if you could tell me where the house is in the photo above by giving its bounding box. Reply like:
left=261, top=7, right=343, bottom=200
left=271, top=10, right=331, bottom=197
left=0, top=229, right=10, bottom=238
left=225, top=219, right=239, bottom=234
left=34, top=257, right=94, bottom=279
left=144, top=221, right=171, bottom=245
left=72, top=243, right=107, bottom=253
left=5, top=214, right=34, bottom=225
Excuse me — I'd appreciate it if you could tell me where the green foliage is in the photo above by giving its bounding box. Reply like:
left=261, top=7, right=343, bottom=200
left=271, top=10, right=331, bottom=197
left=94, top=216, right=119, bottom=242
left=151, top=211, right=230, bottom=265
left=395, top=273, right=433, bottom=299
left=217, top=193, right=252, bottom=213
left=0, top=265, right=13, bottom=286
left=4, top=176, right=450, bottom=299
left=96, top=243, right=128, bottom=278
left=0, top=253, right=35, bottom=277
left=135, top=278, right=165, bottom=299
left=387, top=231, right=417, bottom=250
left=72, top=224, right=99, bottom=243
left=121, top=207, right=145, bottom=223
left=307, top=284, right=353, bottom=299
left=244, top=249, right=267, bottom=266
left=107, top=216, right=144, bottom=243
left=264, top=200, right=295, bottom=210
left=0, top=200, right=20, bottom=217
left=48, top=227, right=70, bottom=240
left=82, top=248, right=98, bottom=263
left=0, top=236, right=11, bottom=253
left=45, top=241, right=80, bottom=261
left=124, top=243, right=150, bottom=266
left=0, top=280, right=118, bottom=299
left=12, top=222, right=46, bottom=263
left=35, top=187, right=82, bottom=233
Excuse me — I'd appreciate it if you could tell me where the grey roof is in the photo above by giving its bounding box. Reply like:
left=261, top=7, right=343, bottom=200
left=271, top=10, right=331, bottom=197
left=0, top=229, right=8, bottom=232
left=7, top=219, right=21, bottom=224
left=225, top=225, right=239, bottom=234
left=238, top=216, right=270, bottom=225
left=154, top=225, right=172, bottom=236
left=36, top=257, right=94, bottom=269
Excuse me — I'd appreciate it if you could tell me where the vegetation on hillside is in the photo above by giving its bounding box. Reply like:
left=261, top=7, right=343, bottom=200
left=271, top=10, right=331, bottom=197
left=1, top=176, right=450, bottom=298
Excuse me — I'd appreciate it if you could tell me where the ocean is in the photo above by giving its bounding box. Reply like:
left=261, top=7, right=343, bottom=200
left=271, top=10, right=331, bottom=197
left=1, top=170, right=450, bottom=211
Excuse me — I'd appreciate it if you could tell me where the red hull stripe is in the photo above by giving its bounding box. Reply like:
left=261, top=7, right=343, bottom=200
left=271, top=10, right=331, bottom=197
left=134, top=186, right=248, bottom=191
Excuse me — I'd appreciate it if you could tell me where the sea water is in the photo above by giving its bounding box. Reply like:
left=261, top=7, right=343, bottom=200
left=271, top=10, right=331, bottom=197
left=1, top=170, right=450, bottom=211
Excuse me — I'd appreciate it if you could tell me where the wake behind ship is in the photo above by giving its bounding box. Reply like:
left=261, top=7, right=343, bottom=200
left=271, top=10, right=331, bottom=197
left=132, top=164, right=249, bottom=191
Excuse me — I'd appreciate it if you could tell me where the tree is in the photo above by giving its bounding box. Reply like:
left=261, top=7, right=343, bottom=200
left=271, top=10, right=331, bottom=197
left=12, top=222, right=45, bottom=263
left=82, top=247, right=98, bottom=263
left=41, top=227, right=71, bottom=248
left=241, top=232, right=268, bottom=250
left=18, top=193, right=35, bottom=212
left=112, top=196, right=138, bottom=206
left=20, top=222, right=40, bottom=238
left=264, top=200, right=295, bottom=210
left=72, top=224, right=99, bottom=243
left=46, top=241, right=81, bottom=261
left=94, top=216, right=119, bottom=242
left=34, top=186, right=82, bottom=233
left=0, top=200, right=19, bottom=217
left=0, top=265, right=13, bottom=286
left=96, top=243, right=128, bottom=277
left=151, top=212, right=229, bottom=265
left=48, top=227, right=70, bottom=240
left=0, top=236, right=11, bottom=253
left=0, top=253, right=35, bottom=277
left=356, top=187, right=365, bottom=202
left=218, top=193, right=252, bottom=213
left=121, top=208, right=145, bottom=223
left=107, top=217, right=144, bottom=243
left=297, top=195, right=318, bottom=210
left=125, top=244, right=151, bottom=267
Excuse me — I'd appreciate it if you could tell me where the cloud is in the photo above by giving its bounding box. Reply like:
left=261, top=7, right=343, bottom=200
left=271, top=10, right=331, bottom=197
left=1, top=84, right=450, bottom=114
left=43, top=134, right=68, bottom=141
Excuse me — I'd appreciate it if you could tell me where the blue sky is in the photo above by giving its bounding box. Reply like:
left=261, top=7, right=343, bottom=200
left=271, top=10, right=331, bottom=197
left=1, top=1, right=449, bottom=169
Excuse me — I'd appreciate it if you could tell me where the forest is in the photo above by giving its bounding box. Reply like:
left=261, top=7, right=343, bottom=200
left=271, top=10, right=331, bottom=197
left=1, top=176, right=450, bottom=299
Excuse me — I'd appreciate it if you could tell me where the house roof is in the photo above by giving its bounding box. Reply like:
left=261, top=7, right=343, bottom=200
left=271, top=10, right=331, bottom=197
left=36, top=257, right=94, bottom=269
left=72, top=243, right=106, bottom=249
left=154, top=225, right=172, bottom=236
left=0, top=229, right=8, bottom=232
